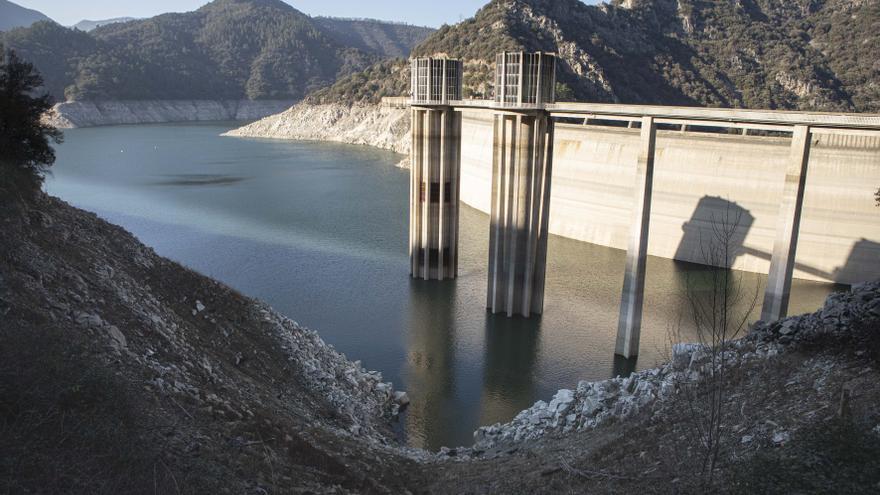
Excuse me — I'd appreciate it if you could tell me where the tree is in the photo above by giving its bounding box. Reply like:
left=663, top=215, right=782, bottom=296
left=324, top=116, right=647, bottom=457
left=672, top=202, right=759, bottom=490
left=0, top=47, right=62, bottom=199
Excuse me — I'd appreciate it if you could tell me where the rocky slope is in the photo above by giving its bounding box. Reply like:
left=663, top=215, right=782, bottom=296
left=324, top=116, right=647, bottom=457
left=413, top=0, right=878, bottom=111
left=2, top=191, right=878, bottom=492
left=470, top=282, right=880, bottom=450
left=225, top=0, right=878, bottom=161
left=0, top=194, right=419, bottom=493
left=43, top=100, right=295, bottom=128
left=427, top=281, right=880, bottom=493
left=223, top=102, right=411, bottom=164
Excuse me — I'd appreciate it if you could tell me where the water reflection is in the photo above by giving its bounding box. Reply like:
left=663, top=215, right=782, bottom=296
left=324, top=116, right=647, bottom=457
left=46, top=124, right=846, bottom=452
left=479, top=315, right=541, bottom=427
left=403, top=279, right=458, bottom=449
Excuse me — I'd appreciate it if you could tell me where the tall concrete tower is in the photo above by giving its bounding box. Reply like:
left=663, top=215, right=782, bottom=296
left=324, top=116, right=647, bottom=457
left=486, top=52, right=557, bottom=318
left=409, top=58, right=463, bottom=280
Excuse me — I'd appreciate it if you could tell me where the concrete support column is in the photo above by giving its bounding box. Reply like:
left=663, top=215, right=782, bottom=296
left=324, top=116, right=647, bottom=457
left=615, top=116, right=658, bottom=358
left=487, top=111, right=555, bottom=317
left=761, top=125, right=813, bottom=322
left=410, top=107, right=462, bottom=280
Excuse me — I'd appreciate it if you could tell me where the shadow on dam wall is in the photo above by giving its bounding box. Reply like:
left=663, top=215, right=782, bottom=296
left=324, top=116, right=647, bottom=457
left=673, top=196, right=878, bottom=286
left=833, top=239, right=880, bottom=285
left=674, top=196, right=755, bottom=269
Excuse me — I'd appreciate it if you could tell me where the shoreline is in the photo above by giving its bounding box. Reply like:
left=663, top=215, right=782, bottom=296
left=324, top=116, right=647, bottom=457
left=43, top=99, right=296, bottom=129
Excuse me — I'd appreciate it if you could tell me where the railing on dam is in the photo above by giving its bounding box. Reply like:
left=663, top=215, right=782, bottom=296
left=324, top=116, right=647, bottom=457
left=403, top=52, right=880, bottom=361
left=426, top=99, right=880, bottom=131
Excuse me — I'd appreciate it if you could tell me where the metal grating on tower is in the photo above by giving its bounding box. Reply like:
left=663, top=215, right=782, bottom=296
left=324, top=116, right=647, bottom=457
left=494, top=52, right=557, bottom=108
left=410, top=58, right=463, bottom=105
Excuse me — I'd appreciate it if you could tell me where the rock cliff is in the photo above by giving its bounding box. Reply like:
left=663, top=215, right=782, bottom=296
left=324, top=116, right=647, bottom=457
left=43, top=100, right=295, bottom=128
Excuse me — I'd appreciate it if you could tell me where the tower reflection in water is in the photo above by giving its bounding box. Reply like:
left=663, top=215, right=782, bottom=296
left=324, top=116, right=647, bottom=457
left=403, top=279, right=461, bottom=449
left=403, top=277, right=545, bottom=450
left=479, top=314, right=541, bottom=428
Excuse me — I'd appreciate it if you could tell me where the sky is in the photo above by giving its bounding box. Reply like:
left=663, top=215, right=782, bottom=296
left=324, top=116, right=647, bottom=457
left=14, top=0, right=602, bottom=28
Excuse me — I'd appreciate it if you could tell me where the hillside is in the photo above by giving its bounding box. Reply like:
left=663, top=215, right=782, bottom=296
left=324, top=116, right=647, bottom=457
left=2, top=191, right=879, bottom=492
left=319, top=0, right=878, bottom=112
left=72, top=17, right=138, bottom=32
left=314, top=17, right=434, bottom=58
left=0, top=192, right=421, bottom=493
left=0, top=0, right=378, bottom=101
left=0, top=0, right=51, bottom=31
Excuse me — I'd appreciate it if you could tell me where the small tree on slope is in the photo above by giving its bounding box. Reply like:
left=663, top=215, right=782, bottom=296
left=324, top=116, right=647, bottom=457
left=0, top=47, right=62, bottom=201
left=673, top=203, right=759, bottom=490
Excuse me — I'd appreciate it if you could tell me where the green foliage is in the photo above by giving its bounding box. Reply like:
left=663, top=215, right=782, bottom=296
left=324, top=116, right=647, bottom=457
left=0, top=48, right=62, bottom=199
left=305, top=58, right=410, bottom=105
left=555, top=82, right=575, bottom=101
left=0, top=0, right=380, bottom=101
left=1, top=0, right=877, bottom=112
left=401, top=0, right=875, bottom=111
left=313, top=17, right=434, bottom=58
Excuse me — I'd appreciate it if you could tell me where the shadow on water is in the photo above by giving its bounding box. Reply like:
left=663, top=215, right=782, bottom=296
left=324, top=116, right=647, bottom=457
left=402, top=279, right=458, bottom=449
left=148, top=174, right=250, bottom=187
left=479, top=314, right=541, bottom=427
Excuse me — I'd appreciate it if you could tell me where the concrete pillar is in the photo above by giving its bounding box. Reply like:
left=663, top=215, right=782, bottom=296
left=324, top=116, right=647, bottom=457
left=615, top=116, right=658, bottom=359
left=761, top=125, right=813, bottom=322
left=410, top=107, right=462, bottom=280
left=487, top=111, right=555, bottom=317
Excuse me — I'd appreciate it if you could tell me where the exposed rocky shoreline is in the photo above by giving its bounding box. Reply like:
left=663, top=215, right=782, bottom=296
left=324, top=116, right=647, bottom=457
left=43, top=100, right=295, bottom=129
left=224, top=102, right=411, bottom=166
left=467, top=281, right=880, bottom=454
left=3, top=192, right=878, bottom=493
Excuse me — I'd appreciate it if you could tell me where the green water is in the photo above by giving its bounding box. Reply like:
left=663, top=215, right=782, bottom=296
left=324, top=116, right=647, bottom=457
left=45, top=122, right=839, bottom=450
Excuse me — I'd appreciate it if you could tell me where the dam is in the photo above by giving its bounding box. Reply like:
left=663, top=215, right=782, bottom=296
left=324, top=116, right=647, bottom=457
left=406, top=53, right=880, bottom=358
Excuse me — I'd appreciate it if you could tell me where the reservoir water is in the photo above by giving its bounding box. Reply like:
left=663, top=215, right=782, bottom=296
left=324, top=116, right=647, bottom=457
left=46, top=122, right=841, bottom=450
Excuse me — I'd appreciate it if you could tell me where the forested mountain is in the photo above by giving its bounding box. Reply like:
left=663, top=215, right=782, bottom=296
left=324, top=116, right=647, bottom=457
left=314, top=17, right=434, bottom=58
left=1, top=0, right=876, bottom=111
left=72, top=18, right=139, bottom=32
left=0, top=0, right=52, bottom=31
left=320, top=0, right=878, bottom=112
left=0, top=0, right=378, bottom=101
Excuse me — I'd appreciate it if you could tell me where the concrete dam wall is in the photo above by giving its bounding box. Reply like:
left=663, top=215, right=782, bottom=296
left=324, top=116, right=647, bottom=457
left=458, top=110, right=880, bottom=285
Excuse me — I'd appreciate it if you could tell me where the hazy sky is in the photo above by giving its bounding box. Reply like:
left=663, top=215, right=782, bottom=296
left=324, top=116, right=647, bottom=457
left=15, top=0, right=602, bottom=28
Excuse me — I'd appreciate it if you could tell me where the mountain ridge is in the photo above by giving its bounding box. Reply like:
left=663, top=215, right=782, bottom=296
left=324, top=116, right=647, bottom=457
left=0, top=0, right=408, bottom=101
left=312, top=0, right=877, bottom=112
left=72, top=17, right=139, bottom=32
left=314, top=17, right=434, bottom=58
left=0, top=0, right=52, bottom=31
